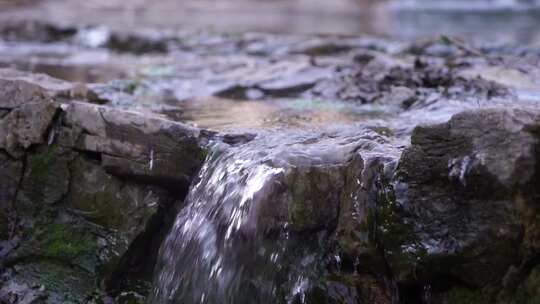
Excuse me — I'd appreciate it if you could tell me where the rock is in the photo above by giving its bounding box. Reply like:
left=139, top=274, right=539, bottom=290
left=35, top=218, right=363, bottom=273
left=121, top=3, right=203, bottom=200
left=63, top=101, right=205, bottom=191
left=105, top=32, right=169, bottom=54
left=389, top=108, right=540, bottom=298
left=0, top=72, right=208, bottom=302
left=0, top=69, right=107, bottom=103
left=378, top=86, right=416, bottom=108
left=0, top=101, right=58, bottom=157
left=0, top=77, right=52, bottom=109
left=0, top=153, right=22, bottom=242
left=515, top=264, right=540, bottom=303
left=0, top=19, right=76, bottom=42
left=0, top=281, right=46, bottom=304
left=239, top=129, right=396, bottom=234
left=216, top=57, right=332, bottom=99
left=151, top=127, right=402, bottom=303
left=67, top=157, right=159, bottom=259
left=17, top=146, right=71, bottom=208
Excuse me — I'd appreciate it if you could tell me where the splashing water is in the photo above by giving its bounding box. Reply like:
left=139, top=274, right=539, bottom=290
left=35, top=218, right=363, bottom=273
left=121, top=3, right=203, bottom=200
left=151, top=142, right=317, bottom=304
left=149, top=126, right=400, bottom=304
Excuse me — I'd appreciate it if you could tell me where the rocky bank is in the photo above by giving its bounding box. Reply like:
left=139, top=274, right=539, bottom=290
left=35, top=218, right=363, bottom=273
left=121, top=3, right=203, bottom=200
left=0, top=18, right=538, bottom=304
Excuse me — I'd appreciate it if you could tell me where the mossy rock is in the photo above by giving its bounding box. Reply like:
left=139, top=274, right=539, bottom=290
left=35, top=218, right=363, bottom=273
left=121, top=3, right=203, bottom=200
left=39, top=222, right=97, bottom=263
left=10, top=208, right=100, bottom=273
left=0, top=152, right=23, bottom=240
left=18, top=146, right=71, bottom=211
left=372, top=177, right=427, bottom=282
left=286, top=166, right=344, bottom=231
left=68, top=157, right=158, bottom=256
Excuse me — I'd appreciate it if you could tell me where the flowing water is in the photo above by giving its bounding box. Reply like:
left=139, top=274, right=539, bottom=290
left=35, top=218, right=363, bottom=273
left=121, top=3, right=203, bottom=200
left=150, top=130, right=383, bottom=304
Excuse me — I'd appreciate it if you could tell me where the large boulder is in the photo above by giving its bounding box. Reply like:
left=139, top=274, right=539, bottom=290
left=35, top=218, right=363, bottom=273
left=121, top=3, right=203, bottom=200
left=0, top=71, right=208, bottom=303
left=388, top=108, right=540, bottom=301
left=329, top=108, right=540, bottom=303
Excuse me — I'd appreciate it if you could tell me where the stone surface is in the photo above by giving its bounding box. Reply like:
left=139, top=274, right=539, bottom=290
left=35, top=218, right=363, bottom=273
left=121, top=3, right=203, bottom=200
left=0, top=69, right=208, bottom=303
left=0, top=153, right=22, bottom=243
left=63, top=101, right=205, bottom=191
left=390, top=108, right=540, bottom=299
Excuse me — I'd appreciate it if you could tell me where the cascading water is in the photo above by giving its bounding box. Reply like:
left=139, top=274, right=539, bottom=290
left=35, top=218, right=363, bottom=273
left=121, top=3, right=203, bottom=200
left=150, top=139, right=330, bottom=303
left=149, top=128, right=388, bottom=304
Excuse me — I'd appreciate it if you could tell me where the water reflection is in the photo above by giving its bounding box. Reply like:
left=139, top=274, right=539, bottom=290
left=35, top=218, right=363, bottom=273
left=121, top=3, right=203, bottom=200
left=156, top=96, right=395, bottom=131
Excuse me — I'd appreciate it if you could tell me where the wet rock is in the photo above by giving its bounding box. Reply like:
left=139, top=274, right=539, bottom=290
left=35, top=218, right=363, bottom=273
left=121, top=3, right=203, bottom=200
left=67, top=157, right=163, bottom=281
left=253, top=129, right=395, bottom=233
left=216, top=57, right=331, bottom=99
left=390, top=108, right=540, bottom=298
left=0, top=24, right=539, bottom=303
left=513, top=264, right=540, bottom=303
left=68, top=157, right=157, bottom=230
left=151, top=127, right=402, bottom=303
left=335, top=155, right=398, bottom=273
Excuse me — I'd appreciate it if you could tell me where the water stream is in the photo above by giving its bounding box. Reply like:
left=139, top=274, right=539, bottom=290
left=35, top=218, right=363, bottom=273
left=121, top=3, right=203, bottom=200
left=150, top=131, right=369, bottom=304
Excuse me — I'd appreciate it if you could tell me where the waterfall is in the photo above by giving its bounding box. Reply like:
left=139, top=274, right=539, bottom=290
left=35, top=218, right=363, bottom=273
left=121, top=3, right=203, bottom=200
left=150, top=141, right=326, bottom=304
left=150, top=129, right=375, bottom=304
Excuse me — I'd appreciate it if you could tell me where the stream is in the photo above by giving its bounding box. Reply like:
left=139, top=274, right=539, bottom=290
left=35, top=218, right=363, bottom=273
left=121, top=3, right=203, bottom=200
left=1, top=1, right=540, bottom=304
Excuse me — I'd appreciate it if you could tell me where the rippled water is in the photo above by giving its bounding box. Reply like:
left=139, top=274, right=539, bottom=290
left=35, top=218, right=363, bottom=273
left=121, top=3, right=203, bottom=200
left=156, top=97, right=396, bottom=132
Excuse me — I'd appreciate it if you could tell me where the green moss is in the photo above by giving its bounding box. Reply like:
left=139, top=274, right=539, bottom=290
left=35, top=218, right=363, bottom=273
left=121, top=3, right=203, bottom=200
left=198, top=147, right=209, bottom=162
left=29, top=146, right=57, bottom=175
left=371, top=174, right=428, bottom=280
left=40, top=223, right=96, bottom=260
left=21, top=146, right=70, bottom=208
left=26, top=146, right=57, bottom=202
left=447, top=287, right=487, bottom=304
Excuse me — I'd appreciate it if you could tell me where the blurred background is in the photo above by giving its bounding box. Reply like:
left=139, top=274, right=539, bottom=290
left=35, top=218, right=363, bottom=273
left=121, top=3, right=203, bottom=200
left=2, top=0, right=540, bottom=46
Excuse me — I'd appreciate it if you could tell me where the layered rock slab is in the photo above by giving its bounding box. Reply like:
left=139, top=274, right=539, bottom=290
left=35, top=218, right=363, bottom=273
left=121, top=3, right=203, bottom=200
left=0, top=71, right=207, bottom=303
